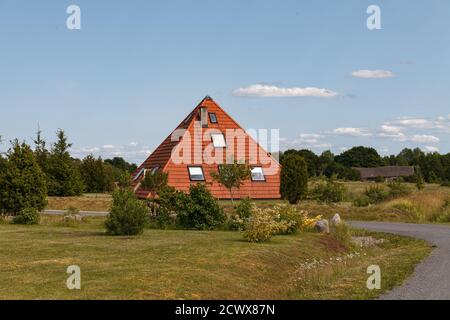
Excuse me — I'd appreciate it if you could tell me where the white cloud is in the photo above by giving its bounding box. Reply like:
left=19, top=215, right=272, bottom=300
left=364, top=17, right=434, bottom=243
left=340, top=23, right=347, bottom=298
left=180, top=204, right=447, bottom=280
left=78, top=147, right=100, bottom=153
left=232, top=84, right=337, bottom=98
left=424, top=146, right=440, bottom=153
left=389, top=117, right=429, bottom=128
left=380, top=124, right=404, bottom=134
left=409, top=134, right=440, bottom=144
left=281, top=133, right=331, bottom=149
left=72, top=143, right=153, bottom=163
left=351, top=69, right=394, bottom=79
left=378, top=131, right=439, bottom=144
left=333, top=127, right=372, bottom=137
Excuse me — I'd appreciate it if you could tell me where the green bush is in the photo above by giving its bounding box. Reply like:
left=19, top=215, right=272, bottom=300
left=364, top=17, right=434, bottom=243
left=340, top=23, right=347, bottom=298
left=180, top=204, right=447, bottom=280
left=312, top=178, right=348, bottom=203
left=243, top=207, right=287, bottom=242
left=235, top=197, right=252, bottom=219
left=140, top=170, right=168, bottom=193
left=353, top=195, right=371, bottom=207
left=330, top=223, right=353, bottom=248
left=0, top=140, right=47, bottom=215
left=276, top=205, right=301, bottom=234
left=149, top=186, right=183, bottom=229
left=0, top=215, right=10, bottom=224
left=280, top=154, right=308, bottom=204
left=441, top=181, right=450, bottom=187
left=387, top=181, right=412, bottom=198
left=436, top=200, right=450, bottom=223
left=13, top=207, right=40, bottom=225
left=176, top=184, right=225, bottom=230
left=105, top=189, right=149, bottom=236
left=364, top=185, right=389, bottom=204
left=226, top=197, right=253, bottom=231
left=436, top=210, right=450, bottom=223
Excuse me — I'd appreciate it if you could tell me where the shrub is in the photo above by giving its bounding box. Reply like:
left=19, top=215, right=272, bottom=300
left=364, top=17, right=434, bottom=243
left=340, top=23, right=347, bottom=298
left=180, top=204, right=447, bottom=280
left=176, top=184, right=225, bottom=230
left=436, top=200, right=450, bottom=223
left=441, top=181, right=450, bottom=187
left=235, top=197, right=252, bottom=219
left=242, top=205, right=321, bottom=242
left=243, top=207, right=287, bottom=242
left=374, top=176, right=385, bottom=183
left=391, top=200, right=425, bottom=221
left=353, top=195, right=371, bottom=207
left=312, top=177, right=348, bottom=203
left=140, top=170, right=168, bottom=194
left=436, top=210, right=450, bottom=223
left=0, top=215, right=10, bottom=225
left=387, top=181, right=412, bottom=198
left=364, top=185, right=389, bottom=204
left=330, top=223, right=353, bottom=248
left=227, top=197, right=253, bottom=231
left=280, top=154, right=308, bottom=204
left=149, top=186, right=183, bottom=229
left=105, top=189, right=149, bottom=236
left=13, top=207, right=40, bottom=225
left=0, top=140, right=47, bottom=215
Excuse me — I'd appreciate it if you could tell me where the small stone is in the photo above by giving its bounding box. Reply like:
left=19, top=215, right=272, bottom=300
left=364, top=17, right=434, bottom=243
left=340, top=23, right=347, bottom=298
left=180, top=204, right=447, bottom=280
left=351, top=236, right=385, bottom=247
left=331, top=213, right=342, bottom=226
left=315, top=219, right=330, bottom=234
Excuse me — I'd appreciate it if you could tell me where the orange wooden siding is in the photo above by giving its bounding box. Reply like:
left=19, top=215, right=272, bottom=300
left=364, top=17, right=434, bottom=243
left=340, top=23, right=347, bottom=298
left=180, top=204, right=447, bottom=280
left=133, top=97, right=281, bottom=199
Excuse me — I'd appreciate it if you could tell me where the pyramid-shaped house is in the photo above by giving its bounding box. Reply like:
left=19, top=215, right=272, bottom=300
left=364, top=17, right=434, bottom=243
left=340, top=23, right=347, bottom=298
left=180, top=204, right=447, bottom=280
left=132, top=96, right=281, bottom=199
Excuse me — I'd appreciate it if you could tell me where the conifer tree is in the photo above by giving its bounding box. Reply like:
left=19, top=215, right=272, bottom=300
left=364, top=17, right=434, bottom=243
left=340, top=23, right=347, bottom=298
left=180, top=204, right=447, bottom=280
left=46, top=129, right=84, bottom=196
left=0, top=140, right=47, bottom=214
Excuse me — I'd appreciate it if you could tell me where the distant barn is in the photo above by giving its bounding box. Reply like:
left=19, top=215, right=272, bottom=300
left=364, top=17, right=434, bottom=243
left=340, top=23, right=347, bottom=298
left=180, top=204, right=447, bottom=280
left=353, top=166, right=415, bottom=181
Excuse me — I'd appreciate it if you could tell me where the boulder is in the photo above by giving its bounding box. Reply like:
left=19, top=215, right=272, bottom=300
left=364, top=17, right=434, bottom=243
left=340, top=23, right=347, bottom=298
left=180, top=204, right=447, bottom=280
left=331, top=213, right=342, bottom=226
left=315, top=219, right=330, bottom=234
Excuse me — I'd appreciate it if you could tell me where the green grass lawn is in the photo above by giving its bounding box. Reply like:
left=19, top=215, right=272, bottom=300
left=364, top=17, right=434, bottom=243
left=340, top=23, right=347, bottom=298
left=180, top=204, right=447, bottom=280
left=0, top=218, right=431, bottom=300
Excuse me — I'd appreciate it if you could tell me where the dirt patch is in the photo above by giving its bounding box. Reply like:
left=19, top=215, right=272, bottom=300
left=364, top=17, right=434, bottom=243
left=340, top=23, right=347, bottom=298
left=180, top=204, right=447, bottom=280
left=319, top=235, right=347, bottom=253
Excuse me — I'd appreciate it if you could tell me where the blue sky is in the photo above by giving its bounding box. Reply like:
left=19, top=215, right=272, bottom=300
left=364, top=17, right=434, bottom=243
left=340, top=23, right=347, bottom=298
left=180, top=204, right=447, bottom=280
left=1, top=0, right=449, bottom=163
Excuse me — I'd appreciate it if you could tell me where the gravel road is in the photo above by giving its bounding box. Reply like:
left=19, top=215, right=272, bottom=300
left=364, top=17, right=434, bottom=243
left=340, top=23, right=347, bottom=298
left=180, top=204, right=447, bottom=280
left=351, top=221, right=450, bottom=300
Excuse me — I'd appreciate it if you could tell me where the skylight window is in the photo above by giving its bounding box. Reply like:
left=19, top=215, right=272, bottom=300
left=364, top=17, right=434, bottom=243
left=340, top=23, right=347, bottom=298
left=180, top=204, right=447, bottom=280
left=251, top=167, right=266, bottom=181
left=134, top=168, right=146, bottom=181
left=211, top=133, right=226, bottom=148
left=209, top=113, right=218, bottom=124
left=188, top=166, right=205, bottom=181
left=150, top=167, right=160, bottom=174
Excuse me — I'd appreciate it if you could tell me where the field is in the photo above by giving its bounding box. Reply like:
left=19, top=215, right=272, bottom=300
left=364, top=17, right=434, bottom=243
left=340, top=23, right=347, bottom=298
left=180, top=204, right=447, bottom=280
left=45, top=183, right=450, bottom=225
left=7, top=181, right=443, bottom=300
left=0, top=218, right=430, bottom=300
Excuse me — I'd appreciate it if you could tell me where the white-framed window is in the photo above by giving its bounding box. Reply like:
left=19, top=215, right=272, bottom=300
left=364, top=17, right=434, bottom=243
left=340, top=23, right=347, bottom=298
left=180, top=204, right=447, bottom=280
left=251, top=167, right=266, bottom=181
left=150, top=166, right=160, bottom=174
left=188, top=166, right=205, bottom=181
left=134, top=168, right=146, bottom=181
left=211, top=133, right=227, bottom=148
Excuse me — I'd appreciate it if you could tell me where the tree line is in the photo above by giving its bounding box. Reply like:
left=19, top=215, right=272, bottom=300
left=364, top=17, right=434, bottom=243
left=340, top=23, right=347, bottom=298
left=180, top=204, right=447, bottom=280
left=0, top=129, right=137, bottom=214
left=281, top=146, right=450, bottom=184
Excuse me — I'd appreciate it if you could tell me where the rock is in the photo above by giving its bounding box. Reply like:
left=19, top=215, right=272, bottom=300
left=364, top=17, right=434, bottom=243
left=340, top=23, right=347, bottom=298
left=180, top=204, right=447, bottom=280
left=351, top=236, right=385, bottom=248
left=331, top=213, right=342, bottom=226
left=315, top=219, right=330, bottom=234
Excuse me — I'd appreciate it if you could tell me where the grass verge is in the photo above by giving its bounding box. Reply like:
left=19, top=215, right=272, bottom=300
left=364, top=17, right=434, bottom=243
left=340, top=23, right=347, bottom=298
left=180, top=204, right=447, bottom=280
left=0, top=219, right=431, bottom=300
